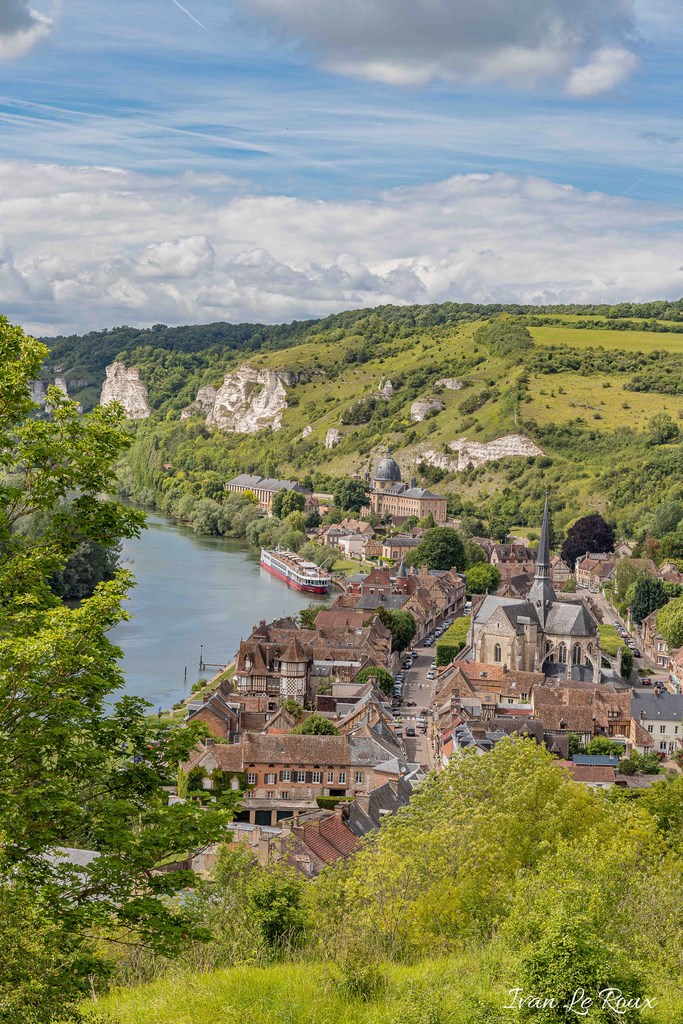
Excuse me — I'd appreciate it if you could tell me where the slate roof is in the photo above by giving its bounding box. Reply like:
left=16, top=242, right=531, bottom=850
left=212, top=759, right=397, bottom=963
left=227, top=474, right=309, bottom=494
left=631, top=691, right=683, bottom=722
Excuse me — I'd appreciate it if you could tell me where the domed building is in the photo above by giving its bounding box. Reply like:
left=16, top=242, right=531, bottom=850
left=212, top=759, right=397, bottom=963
left=368, top=456, right=447, bottom=523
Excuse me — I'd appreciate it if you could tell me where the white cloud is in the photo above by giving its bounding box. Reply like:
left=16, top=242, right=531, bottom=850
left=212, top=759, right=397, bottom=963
left=240, top=0, right=639, bottom=94
left=2, top=160, right=683, bottom=336
left=567, top=47, right=639, bottom=97
left=0, top=1, right=54, bottom=60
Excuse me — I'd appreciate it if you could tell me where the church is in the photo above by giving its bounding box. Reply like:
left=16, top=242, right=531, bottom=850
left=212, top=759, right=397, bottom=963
left=469, top=496, right=601, bottom=680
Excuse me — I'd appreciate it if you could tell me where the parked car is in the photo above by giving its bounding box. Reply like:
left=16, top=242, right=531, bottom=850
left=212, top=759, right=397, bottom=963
left=417, top=716, right=427, bottom=729
left=427, top=670, right=436, bottom=679
left=406, top=727, right=416, bottom=737
left=405, top=700, right=417, bottom=707
left=424, top=640, right=432, bottom=647
left=411, top=650, right=418, bottom=657
left=403, top=660, right=412, bottom=669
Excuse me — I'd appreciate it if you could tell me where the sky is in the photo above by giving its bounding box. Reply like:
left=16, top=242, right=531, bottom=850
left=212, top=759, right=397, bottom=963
left=0, top=0, right=682, bottom=335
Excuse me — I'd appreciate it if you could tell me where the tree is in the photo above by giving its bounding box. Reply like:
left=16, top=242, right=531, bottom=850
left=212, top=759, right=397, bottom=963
left=333, top=478, right=369, bottom=513
left=0, top=317, right=232, bottom=1019
left=280, top=698, right=304, bottom=718
left=305, top=510, right=322, bottom=529
left=567, top=733, right=584, bottom=756
left=352, top=665, right=395, bottom=696
left=614, top=557, right=654, bottom=604
left=377, top=607, right=417, bottom=653
left=272, top=488, right=306, bottom=518
left=410, top=526, right=466, bottom=571
left=561, top=513, right=615, bottom=569
left=465, top=562, right=501, bottom=595
left=247, top=865, right=305, bottom=949
left=584, top=737, right=624, bottom=756
left=300, top=542, right=337, bottom=571
left=464, top=538, right=487, bottom=566
left=291, top=713, right=340, bottom=735
left=629, top=575, right=668, bottom=624
left=652, top=500, right=683, bottom=538
left=648, top=412, right=680, bottom=446
left=657, top=597, right=683, bottom=649
left=298, top=603, right=328, bottom=629
left=285, top=510, right=307, bottom=533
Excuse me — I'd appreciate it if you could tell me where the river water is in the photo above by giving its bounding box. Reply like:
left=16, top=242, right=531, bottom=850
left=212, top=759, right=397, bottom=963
left=109, top=512, right=324, bottom=710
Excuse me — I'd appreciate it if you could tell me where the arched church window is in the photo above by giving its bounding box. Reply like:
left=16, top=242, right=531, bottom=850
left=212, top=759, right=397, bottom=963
left=545, top=641, right=551, bottom=655
left=558, top=643, right=567, bottom=664
left=573, top=644, right=581, bottom=665
left=494, top=644, right=502, bottom=663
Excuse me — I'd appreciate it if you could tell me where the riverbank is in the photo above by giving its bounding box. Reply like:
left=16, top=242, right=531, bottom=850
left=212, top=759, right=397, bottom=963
left=110, top=511, right=326, bottom=709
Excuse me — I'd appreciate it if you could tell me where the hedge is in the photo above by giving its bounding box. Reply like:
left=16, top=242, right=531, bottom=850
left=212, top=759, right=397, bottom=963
left=316, top=796, right=353, bottom=810
left=436, top=617, right=471, bottom=667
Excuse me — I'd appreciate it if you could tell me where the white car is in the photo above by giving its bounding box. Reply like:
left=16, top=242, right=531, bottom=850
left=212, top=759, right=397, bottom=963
left=427, top=670, right=436, bottom=679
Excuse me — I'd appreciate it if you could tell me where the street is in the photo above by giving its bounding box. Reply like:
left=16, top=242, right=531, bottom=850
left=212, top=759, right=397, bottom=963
left=395, top=644, right=441, bottom=769
left=585, top=589, right=669, bottom=689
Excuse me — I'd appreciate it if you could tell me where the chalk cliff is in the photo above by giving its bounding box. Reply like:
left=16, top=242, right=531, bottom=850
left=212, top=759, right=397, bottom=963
left=421, top=434, right=544, bottom=471
left=100, top=362, right=151, bottom=420
left=204, top=365, right=290, bottom=433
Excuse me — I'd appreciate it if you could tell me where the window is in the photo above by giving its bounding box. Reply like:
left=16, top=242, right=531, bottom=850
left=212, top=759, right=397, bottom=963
left=660, top=725, right=666, bottom=734
left=265, top=773, right=276, bottom=785
left=327, top=770, right=335, bottom=783
left=312, top=771, right=322, bottom=784
left=660, top=742, right=667, bottom=751
left=282, top=770, right=291, bottom=782
left=494, top=644, right=502, bottom=663
left=266, top=791, right=275, bottom=799
left=647, top=725, right=654, bottom=733
left=573, top=644, right=581, bottom=665
left=676, top=727, right=679, bottom=735
left=296, top=770, right=306, bottom=783
left=355, top=771, right=364, bottom=784
left=338, top=771, right=346, bottom=784
left=247, top=772, right=257, bottom=785
left=281, top=791, right=289, bottom=800
left=558, top=643, right=567, bottom=664
left=521, top=693, right=528, bottom=702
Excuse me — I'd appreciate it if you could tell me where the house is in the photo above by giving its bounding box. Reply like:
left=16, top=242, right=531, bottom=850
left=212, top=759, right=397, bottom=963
left=489, top=543, right=537, bottom=570
left=575, top=553, right=617, bottom=591
left=631, top=690, right=683, bottom=756
left=183, top=718, right=407, bottom=826
left=234, top=616, right=392, bottom=700
left=225, top=474, right=312, bottom=514
left=337, top=534, right=367, bottom=560
left=659, top=561, right=683, bottom=585
left=380, top=535, right=422, bottom=561
left=641, top=609, right=668, bottom=668
left=550, top=555, right=572, bottom=587
left=669, top=647, right=683, bottom=694
left=186, top=686, right=241, bottom=741
left=339, top=518, right=375, bottom=538
left=531, top=680, right=632, bottom=749
left=556, top=760, right=616, bottom=789
left=367, top=457, right=448, bottom=523
left=345, top=567, right=394, bottom=596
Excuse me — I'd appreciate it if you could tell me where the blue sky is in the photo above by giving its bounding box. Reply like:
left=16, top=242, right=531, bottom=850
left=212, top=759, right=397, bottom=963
left=1, top=0, right=682, bottom=333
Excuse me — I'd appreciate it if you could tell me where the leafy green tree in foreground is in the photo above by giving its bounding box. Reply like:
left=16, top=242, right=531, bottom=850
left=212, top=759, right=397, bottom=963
left=0, top=317, right=232, bottom=1021
left=352, top=665, right=395, bottom=696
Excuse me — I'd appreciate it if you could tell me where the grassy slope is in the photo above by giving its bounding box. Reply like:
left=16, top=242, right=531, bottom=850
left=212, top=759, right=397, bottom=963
left=529, top=325, right=683, bottom=354
left=93, top=953, right=682, bottom=1024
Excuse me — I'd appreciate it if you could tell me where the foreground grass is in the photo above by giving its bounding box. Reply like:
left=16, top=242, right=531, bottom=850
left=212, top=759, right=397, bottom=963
left=91, top=957, right=515, bottom=1024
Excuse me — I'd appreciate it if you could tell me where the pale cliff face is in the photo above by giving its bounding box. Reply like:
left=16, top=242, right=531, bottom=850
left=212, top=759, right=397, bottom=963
left=204, top=365, right=290, bottom=433
left=100, top=362, right=151, bottom=420
left=180, top=385, right=217, bottom=420
left=420, top=434, right=544, bottom=471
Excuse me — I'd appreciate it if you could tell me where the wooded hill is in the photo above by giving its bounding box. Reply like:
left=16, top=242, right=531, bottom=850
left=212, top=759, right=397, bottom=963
left=43, top=300, right=683, bottom=542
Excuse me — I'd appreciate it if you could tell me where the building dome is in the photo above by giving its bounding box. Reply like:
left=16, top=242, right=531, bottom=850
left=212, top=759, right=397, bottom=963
left=374, top=457, right=401, bottom=483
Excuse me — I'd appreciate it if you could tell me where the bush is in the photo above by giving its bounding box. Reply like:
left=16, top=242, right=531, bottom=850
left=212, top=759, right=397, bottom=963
left=436, top=617, right=471, bottom=666
left=315, top=796, right=353, bottom=810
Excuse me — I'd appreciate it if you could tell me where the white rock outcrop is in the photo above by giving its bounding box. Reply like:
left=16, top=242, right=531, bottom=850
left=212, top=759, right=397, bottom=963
left=435, top=378, right=463, bottom=391
left=54, top=376, right=69, bottom=397
left=205, top=365, right=290, bottom=433
left=410, top=397, right=444, bottom=422
left=180, top=385, right=218, bottom=420
left=301, top=424, right=313, bottom=438
left=421, top=434, right=544, bottom=472
left=377, top=379, right=394, bottom=399
left=325, top=428, right=342, bottom=449
left=100, top=362, right=151, bottom=420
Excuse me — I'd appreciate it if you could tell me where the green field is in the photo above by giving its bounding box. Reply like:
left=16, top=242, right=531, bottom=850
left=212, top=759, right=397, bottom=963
left=530, top=324, right=683, bottom=354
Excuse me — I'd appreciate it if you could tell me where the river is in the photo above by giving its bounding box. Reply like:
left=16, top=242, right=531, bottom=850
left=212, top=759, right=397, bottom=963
left=109, top=512, right=326, bottom=710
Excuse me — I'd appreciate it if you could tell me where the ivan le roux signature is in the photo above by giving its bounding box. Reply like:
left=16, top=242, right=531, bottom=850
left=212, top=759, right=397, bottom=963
left=505, top=988, right=656, bottom=1015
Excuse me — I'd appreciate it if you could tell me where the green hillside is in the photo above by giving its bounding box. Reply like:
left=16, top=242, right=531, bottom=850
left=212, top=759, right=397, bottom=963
left=42, top=300, right=683, bottom=540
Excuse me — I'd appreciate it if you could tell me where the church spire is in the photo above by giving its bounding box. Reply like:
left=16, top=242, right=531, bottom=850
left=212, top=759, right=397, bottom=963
left=528, top=490, right=556, bottom=628
left=535, top=490, right=551, bottom=582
